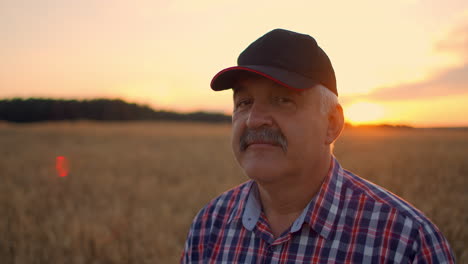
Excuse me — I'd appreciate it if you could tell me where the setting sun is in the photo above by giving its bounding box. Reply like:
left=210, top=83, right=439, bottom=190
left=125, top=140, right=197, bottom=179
left=345, top=102, right=385, bottom=125
left=0, top=0, right=467, bottom=128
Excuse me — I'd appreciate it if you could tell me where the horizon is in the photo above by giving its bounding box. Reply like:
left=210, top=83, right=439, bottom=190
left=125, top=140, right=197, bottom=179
left=2, top=96, right=468, bottom=129
left=1, top=1, right=468, bottom=127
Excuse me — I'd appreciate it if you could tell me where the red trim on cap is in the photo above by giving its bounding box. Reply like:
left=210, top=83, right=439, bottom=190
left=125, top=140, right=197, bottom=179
left=211, top=66, right=305, bottom=91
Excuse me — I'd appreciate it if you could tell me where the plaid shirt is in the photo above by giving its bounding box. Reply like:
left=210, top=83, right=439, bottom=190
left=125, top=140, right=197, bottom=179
left=181, top=157, right=455, bottom=263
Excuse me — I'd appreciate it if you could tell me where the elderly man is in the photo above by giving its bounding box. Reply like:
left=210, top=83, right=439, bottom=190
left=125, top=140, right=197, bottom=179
left=181, top=29, right=454, bottom=263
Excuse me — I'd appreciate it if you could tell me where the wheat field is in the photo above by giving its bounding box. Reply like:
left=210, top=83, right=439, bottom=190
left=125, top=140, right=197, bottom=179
left=0, top=121, right=466, bottom=263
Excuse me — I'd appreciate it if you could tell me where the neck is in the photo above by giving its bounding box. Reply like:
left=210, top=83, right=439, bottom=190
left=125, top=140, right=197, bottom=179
left=256, top=154, right=332, bottom=238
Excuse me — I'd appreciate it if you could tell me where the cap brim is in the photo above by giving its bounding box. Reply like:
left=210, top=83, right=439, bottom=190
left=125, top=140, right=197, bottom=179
left=210, top=65, right=319, bottom=91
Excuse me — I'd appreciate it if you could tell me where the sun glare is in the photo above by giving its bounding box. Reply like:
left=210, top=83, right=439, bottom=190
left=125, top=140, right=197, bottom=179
left=345, top=102, right=386, bottom=125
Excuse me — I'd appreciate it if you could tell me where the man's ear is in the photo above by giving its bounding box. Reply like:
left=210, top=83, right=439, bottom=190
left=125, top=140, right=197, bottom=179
left=325, top=104, right=344, bottom=145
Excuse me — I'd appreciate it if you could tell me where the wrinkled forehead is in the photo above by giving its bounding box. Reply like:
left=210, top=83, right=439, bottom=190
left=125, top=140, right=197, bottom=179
left=232, top=72, right=307, bottom=97
left=232, top=72, right=265, bottom=92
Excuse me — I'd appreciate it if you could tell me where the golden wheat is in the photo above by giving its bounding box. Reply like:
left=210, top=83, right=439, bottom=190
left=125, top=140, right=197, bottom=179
left=0, top=122, right=466, bottom=263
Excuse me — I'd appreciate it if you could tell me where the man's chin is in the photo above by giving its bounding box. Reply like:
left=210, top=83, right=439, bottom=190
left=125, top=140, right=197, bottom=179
left=241, top=161, right=287, bottom=183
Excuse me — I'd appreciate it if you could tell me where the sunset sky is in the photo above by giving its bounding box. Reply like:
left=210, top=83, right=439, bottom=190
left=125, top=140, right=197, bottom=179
left=1, top=0, right=467, bottom=127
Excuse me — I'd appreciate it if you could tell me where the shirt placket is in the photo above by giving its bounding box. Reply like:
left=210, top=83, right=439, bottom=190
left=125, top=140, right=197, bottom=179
left=262, top=244, right=275, bottom=264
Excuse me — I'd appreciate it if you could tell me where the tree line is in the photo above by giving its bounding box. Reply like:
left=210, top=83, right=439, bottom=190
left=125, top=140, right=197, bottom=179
left=0, top=98, right=231, bottom=123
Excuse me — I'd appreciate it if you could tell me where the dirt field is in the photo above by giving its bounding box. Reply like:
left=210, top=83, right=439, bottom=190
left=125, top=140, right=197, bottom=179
left=0, top=121, right=466, bottom=263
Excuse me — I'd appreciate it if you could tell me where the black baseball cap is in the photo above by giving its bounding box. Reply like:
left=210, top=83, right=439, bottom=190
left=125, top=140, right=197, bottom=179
left=210, top=28, right=337, bottom=96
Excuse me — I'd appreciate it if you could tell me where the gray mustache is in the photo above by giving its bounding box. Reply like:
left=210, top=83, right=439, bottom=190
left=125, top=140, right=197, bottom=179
left=240, top=128, right=288, bottom=152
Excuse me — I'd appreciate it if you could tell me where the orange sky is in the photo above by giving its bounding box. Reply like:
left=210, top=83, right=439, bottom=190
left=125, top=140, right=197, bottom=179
left=1, top=0, right=468, bottom=127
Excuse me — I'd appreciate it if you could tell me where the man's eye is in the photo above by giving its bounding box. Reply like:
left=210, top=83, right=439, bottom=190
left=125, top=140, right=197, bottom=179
left=277, top=97, right=293, bottom=104
left=235, top=99, right=252, bottom=109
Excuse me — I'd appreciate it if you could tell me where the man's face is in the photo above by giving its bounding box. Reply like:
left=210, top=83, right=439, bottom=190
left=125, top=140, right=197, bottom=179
left=231, top=76, right=330, bottom=184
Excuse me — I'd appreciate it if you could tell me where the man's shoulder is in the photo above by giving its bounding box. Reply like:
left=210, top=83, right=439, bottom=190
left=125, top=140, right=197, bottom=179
left=336, top=168, right=454, bottom=262
left=339, top=167, right=434, bottom=227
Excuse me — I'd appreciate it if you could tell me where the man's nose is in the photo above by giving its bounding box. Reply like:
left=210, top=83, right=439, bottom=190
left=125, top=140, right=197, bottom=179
left=246, top=102, right=273, bottom=129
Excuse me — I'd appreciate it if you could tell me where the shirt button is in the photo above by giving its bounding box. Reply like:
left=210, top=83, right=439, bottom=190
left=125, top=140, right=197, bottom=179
left=264, top=250, right=273, bottom=263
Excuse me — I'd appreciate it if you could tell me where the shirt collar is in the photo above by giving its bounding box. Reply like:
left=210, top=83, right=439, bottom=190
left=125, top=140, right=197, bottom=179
left=227, top=180, right=254, bottom=225
left=242, top=183, right=261, bottom=230
left=230, top=157, right=345, bottom=240
left=301, top=156, right=344, bottom=240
